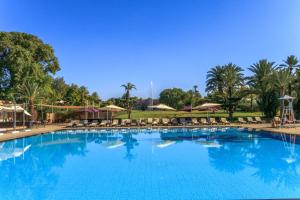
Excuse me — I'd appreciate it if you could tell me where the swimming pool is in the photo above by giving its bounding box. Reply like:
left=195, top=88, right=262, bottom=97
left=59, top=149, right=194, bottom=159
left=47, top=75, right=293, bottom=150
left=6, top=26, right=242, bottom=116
left=0, top=127, right=300, bottom=199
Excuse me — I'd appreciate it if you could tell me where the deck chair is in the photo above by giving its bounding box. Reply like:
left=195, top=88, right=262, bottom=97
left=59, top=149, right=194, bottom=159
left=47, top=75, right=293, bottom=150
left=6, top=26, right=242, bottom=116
left=99, top=120, right=108, bottom=127
left=220, top=118, right=230, bottom=125
left=120, top=119, right=127, bottom=126
left=147, top=118, right=153, bottom=125
left=209, top=118, right=218, bottom=125
left=200, top=118, right=209, bottom=125
left=171, top=118, right=178, bottom=125
left=247, top=117, right=256, bottom=124
left=254, top=117, right=264, bottom=124
left=238, top=117, right=247, bottom=124
left=111, top=119, right=119, bottom=126
left=131, top=119, right=138, bottom=126
left=88, top=120, right=98, bottom=127
left=162, top=118, right=170, bottom=125
left=192, top=118, right=200, bottom=125
left=179, top=118, right=186, bottom=125
left=139, top=118, right=146, bottom=126
left=152, top=118, right=160, bottom=126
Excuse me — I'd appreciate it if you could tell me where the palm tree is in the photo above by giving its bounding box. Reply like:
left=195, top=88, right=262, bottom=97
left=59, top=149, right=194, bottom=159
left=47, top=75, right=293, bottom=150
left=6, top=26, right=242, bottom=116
left=121, top=82, right=136, bottom=119
left=222, top=63, right=244, bottom=119
left=273, top=69, right=290, bottom=97
left=280, top=55, right=300, bottom=95
left=17, top=79, right=42, bottom=121
left=247, top=59, right=278, bottom=118
left=206, top=65, right=225, bottom=94
left=193, top=85, right=198, bottom=94
left=206, top=63, right=244, bottom=119
left=273, top=69, right=291, bottom=116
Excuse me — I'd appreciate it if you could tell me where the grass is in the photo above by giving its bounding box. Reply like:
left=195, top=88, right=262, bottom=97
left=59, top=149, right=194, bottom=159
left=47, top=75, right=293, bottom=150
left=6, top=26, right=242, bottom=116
left=114, top=110, right=263, bottom=119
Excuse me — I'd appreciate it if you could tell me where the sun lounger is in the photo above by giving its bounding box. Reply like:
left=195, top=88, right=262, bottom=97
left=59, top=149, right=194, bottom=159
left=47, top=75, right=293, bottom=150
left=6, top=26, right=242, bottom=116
left=254, top=117, right=264, bottom=123
left=220, top=118, right=230, bottom=125
left=152, top=118, right=160, bottom=126
left=200, top=118, right=209, bottom=125
left=89, top=120, right=98, bottom=127
left=147, top=118, right=153, bottom=125
left=83, top=120, right=89, bottom=126
left=139, top=118, right=146, bottom=126
left=171, top=118, right=178, bottom=126
left=125, top=119, right=131, bottom=126
left=246, top=117, right=257, bottom=124
left=131, top=119, right=138, bottom=126
left=179, top=118, right=186, bottom=125
left=66, top=120, right=76, bottom=127
left=192, top=118, right=199, bottom=125
left=75, top=120, right=85, bottom=127
left=162, top=118, right=170, bottom=126
left=99, top=120, right=108, bottom=127
left=111, top=119, right=119, bottom=126
left=238, top=117, right=247, bottom=124
left=120, top=119, right=127, bottom=126
left=209, top=118, right=218, bottom=125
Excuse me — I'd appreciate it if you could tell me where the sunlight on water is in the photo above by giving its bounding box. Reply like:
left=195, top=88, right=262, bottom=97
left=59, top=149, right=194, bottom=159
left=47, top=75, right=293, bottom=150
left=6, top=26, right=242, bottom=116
left=0, top=128, right=300, bottom=199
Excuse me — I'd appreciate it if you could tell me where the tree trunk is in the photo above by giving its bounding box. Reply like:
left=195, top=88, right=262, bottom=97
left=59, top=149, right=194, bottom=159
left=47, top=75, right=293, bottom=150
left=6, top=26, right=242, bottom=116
left=228, top=106, right=234, bottom=120
left=128, top=109, right=131, bottom=119
left=29, top=100, right=36, bottom=121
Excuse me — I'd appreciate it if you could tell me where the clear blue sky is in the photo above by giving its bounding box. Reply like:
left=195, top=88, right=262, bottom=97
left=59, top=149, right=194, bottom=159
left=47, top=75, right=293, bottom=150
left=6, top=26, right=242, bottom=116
left=1, top=0, right=300, bottom=99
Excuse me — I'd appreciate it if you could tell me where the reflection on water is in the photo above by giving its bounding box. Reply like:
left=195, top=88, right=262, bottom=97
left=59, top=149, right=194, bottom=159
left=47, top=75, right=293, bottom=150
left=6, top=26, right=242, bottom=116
left=0, top=128, right=300, bottom=199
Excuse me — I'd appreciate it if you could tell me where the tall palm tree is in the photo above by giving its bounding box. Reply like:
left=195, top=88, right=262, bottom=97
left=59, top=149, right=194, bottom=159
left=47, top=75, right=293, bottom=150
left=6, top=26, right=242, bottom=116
left=273, top=69, right=291, bottom=116
left=273, top=69, right=291, bottom=97
left=248, top=59, right=276, bottom=92
left=206, top=65, right=225, bottom=94
left=247, top=59, right=278, bottom=118
left=17, top=79, right=42, bottom=121
left=280, top=55, right=300, bottom=95
left=121, top=82, right=136, bottom=119
left=193, top=85, right=198, bottom=94
left=222, top=63, right=244, bottom=119
left=206, top=63, right=244, bottom=119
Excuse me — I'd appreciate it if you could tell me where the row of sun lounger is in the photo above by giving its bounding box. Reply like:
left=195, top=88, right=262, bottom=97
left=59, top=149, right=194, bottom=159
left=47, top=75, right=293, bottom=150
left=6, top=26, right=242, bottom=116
left=237, top=117, right=264, bottom=124
left=67, top=117, right=235, bottom=127
left=67, top=116, right=267, bottom=128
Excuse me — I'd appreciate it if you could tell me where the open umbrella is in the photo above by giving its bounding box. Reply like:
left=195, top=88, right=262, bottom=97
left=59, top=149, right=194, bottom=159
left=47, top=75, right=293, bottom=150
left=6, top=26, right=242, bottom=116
left=99, top=105, right=126, bottom=120
left=99, top=105, right=126, bottom=111
left=148, top=104, right=176, bottom=111
left=193, top=103, right=221, bottom=118
left=192, top=103, right=221, bottom=110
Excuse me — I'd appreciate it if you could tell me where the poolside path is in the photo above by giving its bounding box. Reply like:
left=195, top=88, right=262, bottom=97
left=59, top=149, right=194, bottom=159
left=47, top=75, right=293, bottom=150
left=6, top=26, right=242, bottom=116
left=238, top=123, right=300, bottom=135
left=0, top=124, right=64, bottom=142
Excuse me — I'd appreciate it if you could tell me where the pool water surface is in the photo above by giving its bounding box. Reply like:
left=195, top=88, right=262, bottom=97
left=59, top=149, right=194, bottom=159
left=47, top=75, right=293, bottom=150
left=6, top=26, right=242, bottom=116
left=0, top=128, right=300, bottom=199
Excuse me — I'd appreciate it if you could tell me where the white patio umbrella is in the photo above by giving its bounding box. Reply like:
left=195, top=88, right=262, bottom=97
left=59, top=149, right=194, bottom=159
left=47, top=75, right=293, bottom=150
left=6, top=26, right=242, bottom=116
left=99, top=105, right=126, bottom=120
left=148, top=104, right=176, bottom=111
left=192, top=103, right=221, bottom=110
left=192, top=103, right=221, bottom=118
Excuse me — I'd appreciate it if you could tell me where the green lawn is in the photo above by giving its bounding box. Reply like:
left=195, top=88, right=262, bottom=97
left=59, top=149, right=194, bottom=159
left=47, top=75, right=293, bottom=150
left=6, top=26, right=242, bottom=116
left=114, top=110, right=263, bottom=119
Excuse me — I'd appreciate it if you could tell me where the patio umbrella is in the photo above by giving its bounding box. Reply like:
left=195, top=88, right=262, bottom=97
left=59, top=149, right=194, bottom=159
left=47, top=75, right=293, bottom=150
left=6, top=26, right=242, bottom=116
left=192, top=103, right=221, bottom=110
left=193, top=103, right=221, bottom=118
left=99, top=105, right=126, bottom=111
left=99, top=105, right=126, bottom=120
left=148, top=104, right=176, bottom=111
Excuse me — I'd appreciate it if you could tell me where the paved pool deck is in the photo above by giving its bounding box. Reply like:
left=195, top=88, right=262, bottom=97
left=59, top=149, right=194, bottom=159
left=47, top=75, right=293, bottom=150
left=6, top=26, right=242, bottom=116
left=0, top=123, right=299, bottom=142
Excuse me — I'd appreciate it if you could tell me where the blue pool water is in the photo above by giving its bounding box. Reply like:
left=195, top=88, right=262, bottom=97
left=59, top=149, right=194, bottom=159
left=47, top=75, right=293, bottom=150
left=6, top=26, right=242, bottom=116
left=1, top=127, right=300, bottom=199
